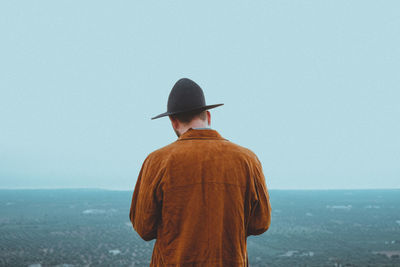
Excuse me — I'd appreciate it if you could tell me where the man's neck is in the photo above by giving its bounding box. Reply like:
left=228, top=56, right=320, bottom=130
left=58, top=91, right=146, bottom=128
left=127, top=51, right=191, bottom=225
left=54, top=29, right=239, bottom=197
left=178, top=120, right=210, bottom=136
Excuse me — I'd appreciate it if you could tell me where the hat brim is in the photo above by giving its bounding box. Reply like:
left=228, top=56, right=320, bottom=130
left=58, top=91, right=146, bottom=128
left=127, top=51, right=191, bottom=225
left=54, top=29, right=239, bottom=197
left=151, top=104, right=224, bottom=120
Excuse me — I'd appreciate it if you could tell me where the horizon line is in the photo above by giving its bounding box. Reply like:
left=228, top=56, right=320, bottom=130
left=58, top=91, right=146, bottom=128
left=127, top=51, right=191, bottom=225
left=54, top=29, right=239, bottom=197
left=0, top=187, right=399, bottom=191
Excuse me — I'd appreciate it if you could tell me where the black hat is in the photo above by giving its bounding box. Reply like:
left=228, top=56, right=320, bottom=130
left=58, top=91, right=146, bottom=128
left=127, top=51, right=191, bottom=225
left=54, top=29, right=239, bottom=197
left=151, top=78, right=223, bottom=120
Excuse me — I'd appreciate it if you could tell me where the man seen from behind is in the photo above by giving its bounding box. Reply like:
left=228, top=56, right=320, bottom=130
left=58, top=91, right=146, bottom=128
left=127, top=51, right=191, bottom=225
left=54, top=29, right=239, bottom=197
left=129, top=78, right=271, bottom=266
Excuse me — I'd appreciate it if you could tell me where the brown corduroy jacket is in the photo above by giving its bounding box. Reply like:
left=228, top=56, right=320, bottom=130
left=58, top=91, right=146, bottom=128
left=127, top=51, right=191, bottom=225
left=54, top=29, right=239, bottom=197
left=129, top=128, right=271, bottom=266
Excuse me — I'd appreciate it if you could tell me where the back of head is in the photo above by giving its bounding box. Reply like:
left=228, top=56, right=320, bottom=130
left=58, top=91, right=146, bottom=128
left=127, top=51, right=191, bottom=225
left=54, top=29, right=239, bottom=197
left=170, top=110, right=207, bottom=124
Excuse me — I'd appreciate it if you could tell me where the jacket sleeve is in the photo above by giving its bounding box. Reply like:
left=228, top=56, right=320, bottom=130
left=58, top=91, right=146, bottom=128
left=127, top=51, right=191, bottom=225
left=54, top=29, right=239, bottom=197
left=247, top=157, right=271, bottom=236
left=129, top=156, right=163, bottom=241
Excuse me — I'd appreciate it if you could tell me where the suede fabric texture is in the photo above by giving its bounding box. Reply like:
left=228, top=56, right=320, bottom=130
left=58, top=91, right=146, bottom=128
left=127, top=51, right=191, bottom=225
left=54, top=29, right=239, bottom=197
left=129, top=128, right=271, bottom=266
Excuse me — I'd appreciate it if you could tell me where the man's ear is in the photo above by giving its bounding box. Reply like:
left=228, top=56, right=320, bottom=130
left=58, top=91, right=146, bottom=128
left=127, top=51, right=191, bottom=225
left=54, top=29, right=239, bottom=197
left=206, top=111, right=211, bottom=126
left=169, top=116, right=179, bottom=130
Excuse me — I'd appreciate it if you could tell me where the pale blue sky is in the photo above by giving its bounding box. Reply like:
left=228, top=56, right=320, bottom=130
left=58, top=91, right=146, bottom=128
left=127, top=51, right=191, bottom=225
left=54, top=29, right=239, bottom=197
left=0, top=1, right=399, bottom=190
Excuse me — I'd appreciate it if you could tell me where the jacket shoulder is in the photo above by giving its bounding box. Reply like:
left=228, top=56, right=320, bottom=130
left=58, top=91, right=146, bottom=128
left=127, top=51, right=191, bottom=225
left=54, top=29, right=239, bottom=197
left=223, top=140, right=261, bottom=163
left=144, top=141, right=179, bottom=164
left=145, top=138, right=261, bottom=166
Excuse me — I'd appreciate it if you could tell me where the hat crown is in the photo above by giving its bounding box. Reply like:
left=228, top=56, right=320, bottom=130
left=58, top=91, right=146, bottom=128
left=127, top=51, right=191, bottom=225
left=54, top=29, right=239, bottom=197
left=167, top=78, right=206, bottom=113
left=151, top=78, right=223, bottom=120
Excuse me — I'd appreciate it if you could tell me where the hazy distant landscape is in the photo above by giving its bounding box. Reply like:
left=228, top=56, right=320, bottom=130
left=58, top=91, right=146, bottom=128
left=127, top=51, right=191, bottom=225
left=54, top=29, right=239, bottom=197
left=1, top=189, right=399, bottom=267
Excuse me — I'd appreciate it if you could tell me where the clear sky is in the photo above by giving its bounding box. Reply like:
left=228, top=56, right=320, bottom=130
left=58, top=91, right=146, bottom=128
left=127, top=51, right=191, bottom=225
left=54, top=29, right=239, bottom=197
left=1, top=1, right=399, bottom=190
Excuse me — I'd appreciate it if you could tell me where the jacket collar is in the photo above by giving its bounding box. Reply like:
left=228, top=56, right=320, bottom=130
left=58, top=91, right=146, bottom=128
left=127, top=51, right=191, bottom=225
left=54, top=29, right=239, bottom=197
left=178, top=128, right=226, bottom=141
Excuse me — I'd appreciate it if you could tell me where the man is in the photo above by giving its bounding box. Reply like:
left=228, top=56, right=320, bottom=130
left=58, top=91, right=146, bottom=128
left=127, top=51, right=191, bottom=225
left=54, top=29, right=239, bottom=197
left=130, top=78, right=271, bottom=266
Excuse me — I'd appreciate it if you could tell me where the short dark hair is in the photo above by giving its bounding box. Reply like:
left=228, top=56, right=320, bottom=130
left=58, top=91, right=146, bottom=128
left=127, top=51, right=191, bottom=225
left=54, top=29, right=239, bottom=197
left=170, top=110, right=207, bottom=124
